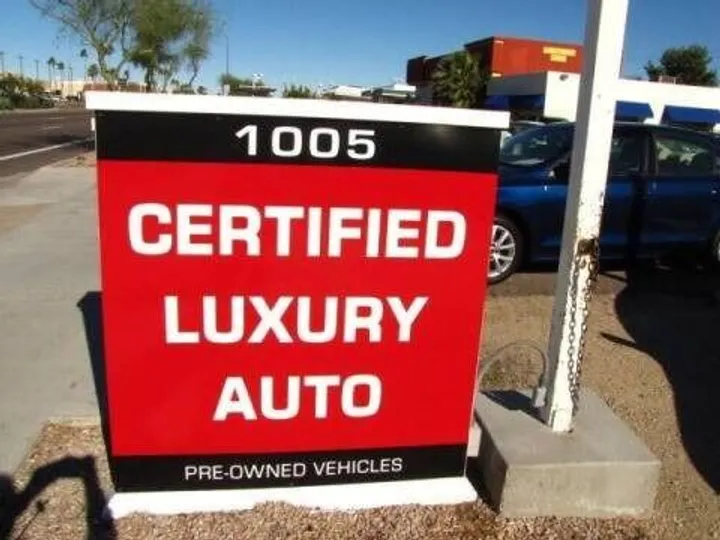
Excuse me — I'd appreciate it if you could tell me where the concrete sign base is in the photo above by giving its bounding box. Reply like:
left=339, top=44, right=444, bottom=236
left=107, top=477, right=478, bottom=518
left=475, top=389, right=660, bottom=518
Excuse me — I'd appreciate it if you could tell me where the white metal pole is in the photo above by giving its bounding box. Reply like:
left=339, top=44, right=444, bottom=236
left=540, top=0, right=629, bottom=432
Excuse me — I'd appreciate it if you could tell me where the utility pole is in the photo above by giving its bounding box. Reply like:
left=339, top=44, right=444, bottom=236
left=0, top=51, right=5, bottom=74
left=35, top=59, right=40, bottom=81
left=220, top=34, right=230, bottom=96
left=18, top=55, right=24, bottom=77
left=225, top=35, right=230, bottom=80
left=540, top=0, right=629, bottom=432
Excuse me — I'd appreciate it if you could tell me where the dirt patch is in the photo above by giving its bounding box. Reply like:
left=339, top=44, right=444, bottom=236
left=54, top=152, right=96, bottom=168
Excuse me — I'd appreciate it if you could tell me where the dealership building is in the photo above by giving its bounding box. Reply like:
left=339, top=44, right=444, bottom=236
left=407, top=35, right=720, bottom=132
left=486, top=71, right=720, bottom=131
left=407, top=35, right=584, bottom=103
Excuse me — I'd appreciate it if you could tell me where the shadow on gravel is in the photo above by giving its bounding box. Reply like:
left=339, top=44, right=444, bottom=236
left=77, top=292, right=112, bottom=464
left=602, top=265, right=720, bottom=494
left=0, top=456, right=116, bottom=540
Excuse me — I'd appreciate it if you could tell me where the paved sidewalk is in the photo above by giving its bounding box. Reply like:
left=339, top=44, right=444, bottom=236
left=0, top=166, right=99, bottom=473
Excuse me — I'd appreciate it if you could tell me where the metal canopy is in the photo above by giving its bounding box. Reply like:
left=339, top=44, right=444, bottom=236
left=484, top=95, right=510, bottom=110
left=662, top=105, right=720, bottom=124
left=511, top=94, right=545, bottom=110
left=615, top=100, right=653, bottom=119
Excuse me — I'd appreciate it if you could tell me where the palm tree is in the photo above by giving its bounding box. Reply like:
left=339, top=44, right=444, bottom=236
left=47, top=57, right=56, bottom=89
left=87, top=64, right=99, bottom=83
left=80, top=49, right=88, bottom=81
left=56, top=61, right=65, bottom=93
left=431, top=51, right=485, bottom=108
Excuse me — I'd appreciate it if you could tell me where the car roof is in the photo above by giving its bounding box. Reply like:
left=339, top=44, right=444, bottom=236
left=540, top=120, right=719, bottom=144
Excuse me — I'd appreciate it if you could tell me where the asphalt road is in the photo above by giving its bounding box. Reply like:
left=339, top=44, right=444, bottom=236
left=0, top=108, right=93, bottom=178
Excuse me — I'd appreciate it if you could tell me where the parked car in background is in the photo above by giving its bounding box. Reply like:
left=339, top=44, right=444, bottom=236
left=499, top=120, right=545, bottom=148
left=489, top=122, right=720, bottom=283
left=510, top=120, right=545, bottom=135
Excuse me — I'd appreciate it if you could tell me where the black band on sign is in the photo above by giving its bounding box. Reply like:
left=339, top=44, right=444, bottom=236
left=95, top=111, right=500, bottom=173
left=110, top=444, right=467, bottom=492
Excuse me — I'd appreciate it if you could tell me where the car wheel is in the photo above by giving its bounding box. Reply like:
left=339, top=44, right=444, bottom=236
left=488, top=215, right=523, bottom=284
left=710, top=231, right=720, bottom=268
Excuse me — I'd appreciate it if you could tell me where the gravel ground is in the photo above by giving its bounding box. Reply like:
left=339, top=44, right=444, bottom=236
left=54, top=151, right=96, bottom=168
left=1, top=267, right=718, bottom=539
left=480, top=270, right=720, bottom=540
left=1, top=425, right=651, bottom=540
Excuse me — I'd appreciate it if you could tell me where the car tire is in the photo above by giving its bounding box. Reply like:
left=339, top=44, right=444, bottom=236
left=710, top=230, right=720, bottom=269
left=488, top=215, right=524, bottom=284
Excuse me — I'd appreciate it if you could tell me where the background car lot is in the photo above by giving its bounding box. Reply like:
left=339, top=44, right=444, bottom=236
left=489, top=122, right=720, bottom=283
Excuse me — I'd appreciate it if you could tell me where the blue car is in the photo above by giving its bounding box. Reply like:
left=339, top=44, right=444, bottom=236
left=490, top=122, right=720, bottom=283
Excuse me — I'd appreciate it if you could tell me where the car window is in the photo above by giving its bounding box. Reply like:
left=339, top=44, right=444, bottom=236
left=654, top=135, right=715, bottom=176
left=510, top=121, right=545, bottom=135
left=500, top=125, right=573, bottom=167
left=609, top=133, right=643, bottom=176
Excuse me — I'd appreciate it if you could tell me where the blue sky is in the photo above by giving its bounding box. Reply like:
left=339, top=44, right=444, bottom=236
left=1, top=0, right=718, bottom=92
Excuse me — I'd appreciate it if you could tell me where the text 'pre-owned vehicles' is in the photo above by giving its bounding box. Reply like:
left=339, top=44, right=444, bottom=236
left=489, top=122, right=720, bottom=283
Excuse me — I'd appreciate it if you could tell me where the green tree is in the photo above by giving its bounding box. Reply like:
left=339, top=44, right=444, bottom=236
left=24, top=77, right=45, bottom=95
left=0, top=73, right=51, bottom=108
left=87, top=63, right=100, bottom=81
left=282, top=84, right=314, bottom=98
left=644, top=45, right=718, bottom=86
left=220, top=74, right=254, bottom=87
left=184, top=42, right=207, bottom=87
left=182, top=6, right=213, bottom=88
left=431, top=51, right=486, bottom=108
left=31, top=0, right=214, bottom=91
left=30, top=0, right=133, bottom=89
left=128, top=0, right=214, bottom=92
left=220, top=73, right=271, bottom=96
left=0, top=74, right=23, bottom=101
left=173, top=83, right=195, bottom=94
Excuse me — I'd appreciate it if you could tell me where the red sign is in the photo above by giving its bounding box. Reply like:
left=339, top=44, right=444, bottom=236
left=92, top=96, right=501, bottom=492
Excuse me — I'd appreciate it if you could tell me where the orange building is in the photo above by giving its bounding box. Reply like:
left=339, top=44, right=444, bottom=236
left=407, top=35, right=583, bottom=102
